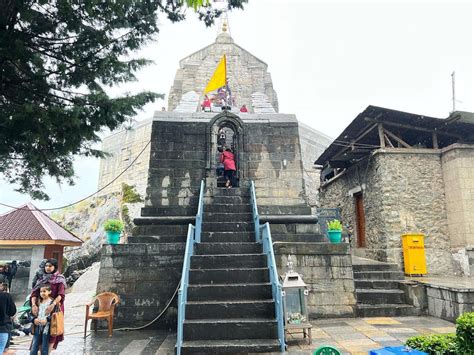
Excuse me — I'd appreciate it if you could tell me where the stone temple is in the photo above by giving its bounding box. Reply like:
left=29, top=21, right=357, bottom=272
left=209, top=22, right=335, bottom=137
left=96, top=26, right=474, bottom=353
left=97, top=29, right=352, bottom=352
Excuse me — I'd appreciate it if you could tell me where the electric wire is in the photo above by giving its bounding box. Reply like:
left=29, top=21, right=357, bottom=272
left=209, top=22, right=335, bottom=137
left=0, top=140, right=151, bottom=212
left=1, top=134, right=382, bottom=212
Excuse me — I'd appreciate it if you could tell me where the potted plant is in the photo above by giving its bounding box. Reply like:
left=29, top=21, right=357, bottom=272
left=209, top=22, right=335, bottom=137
left=327, top=219, right=343, bottom=243
left=103, top=219, right=124, bottom=244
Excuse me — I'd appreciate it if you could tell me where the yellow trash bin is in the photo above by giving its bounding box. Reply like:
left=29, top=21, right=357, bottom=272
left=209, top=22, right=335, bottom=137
left=401, top=234, right=427, bottom=276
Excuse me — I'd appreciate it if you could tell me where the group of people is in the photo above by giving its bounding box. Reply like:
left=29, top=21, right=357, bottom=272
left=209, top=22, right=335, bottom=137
left=0, top=262, right=17, bottom=292
left=201, top=92, right=248, bottom=113
left=0, top=258, right=66, bottom=354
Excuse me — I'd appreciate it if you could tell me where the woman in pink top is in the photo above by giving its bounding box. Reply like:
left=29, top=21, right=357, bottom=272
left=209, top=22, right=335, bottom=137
left=220, top=148, right=236, bottom=188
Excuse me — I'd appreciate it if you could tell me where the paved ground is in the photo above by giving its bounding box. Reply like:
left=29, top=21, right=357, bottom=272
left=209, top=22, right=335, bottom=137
left=10, top=315, right=455, bottom=354
left=9, top=262, right=456, bottom=354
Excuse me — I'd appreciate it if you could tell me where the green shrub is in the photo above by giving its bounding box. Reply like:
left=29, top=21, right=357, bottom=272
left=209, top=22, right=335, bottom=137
left=457, top=312, right=474, bottom=353
left=406, top=333, right=458, bottom=354
left=327, top=219, right=342, bottom=231
left=103, top=219, right=124, bottom=233
left=121, top=183, right=143, bottom=203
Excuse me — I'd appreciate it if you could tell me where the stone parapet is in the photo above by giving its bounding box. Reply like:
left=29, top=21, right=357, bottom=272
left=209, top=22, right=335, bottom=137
left=96, top=243, right=184, bottom=328
left=274, top=243, right=356, bottom=318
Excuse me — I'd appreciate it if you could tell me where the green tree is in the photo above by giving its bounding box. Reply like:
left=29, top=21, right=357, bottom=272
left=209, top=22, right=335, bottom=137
left=0, top=0, right=245, bottom=200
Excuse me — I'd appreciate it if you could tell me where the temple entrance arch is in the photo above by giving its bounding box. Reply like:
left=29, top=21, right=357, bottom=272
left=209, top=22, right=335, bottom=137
left=206, top=112, right=246, bottom=188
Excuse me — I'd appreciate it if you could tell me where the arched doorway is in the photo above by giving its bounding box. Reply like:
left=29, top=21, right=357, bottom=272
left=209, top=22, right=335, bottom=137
left=206, top=112, right=245, bottom=189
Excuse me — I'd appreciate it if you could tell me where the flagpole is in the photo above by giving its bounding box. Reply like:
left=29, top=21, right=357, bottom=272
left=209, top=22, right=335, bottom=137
left=224, top=54, right=228, bottom=110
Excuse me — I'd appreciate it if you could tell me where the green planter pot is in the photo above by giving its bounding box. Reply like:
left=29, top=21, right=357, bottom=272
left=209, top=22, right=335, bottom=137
left=327, top=230, right=342, bottom=243
left=105, top=231, right=121, bottom=244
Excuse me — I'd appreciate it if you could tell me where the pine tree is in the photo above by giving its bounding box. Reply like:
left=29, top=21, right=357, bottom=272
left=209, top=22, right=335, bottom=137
left=0, top=0, right=245, bottom=200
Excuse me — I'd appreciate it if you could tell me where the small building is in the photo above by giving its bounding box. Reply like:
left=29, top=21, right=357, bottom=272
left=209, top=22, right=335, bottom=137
left=0, top=203, right=82, bottom=299
left=316, top=106, right=474, bottom=275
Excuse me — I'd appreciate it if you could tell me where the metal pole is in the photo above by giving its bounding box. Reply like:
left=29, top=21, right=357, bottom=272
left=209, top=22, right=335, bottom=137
left=451, top=71, right=456, bottom=112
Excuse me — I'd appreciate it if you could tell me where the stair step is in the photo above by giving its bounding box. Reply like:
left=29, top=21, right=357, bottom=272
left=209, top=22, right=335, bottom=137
left=202, top=221, right=254, bottom=232
left=127, top=235, right=186, bottom=243
left=354, top=280, right=402, bottom=289
left=183, top=318, right=278, bottom=341
left=180, top=339, right=280, bottom=354
left=353, top=263, right=399, bottom=272
left=205, top=196, right=251, bottom=204
left=205, top=204, right=252, bottom=213
left=353, top=271, right=405, bottom=280
left=132, top=224, right=189, bottom=236
left=356, top=289, right=405, bottom=305
left=210, top=188, right=250, bottom=197
left=203, top=212, right=253, bottom=222
left=272, top=234, right=327, bottom=243
left=201, top=231, right=254, bottom=243
left=191, top=254, right=266, bottom=269
left=356, top=304, right=421, bottom=317
left=189, top=268, right=269, bottom=284
left=187, top=283, right=272, bottom=301
left=195, top=243, right=262, bottom=255
left=186, top=300, right=275, bottom=319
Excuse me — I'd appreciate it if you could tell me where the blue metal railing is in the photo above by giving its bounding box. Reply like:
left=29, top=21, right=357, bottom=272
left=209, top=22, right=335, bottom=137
left=250, top=181, right=261, bottom=242
left=250, top=181, right=285, bottom=352
left=195, top=180, right=205, bottom=243
left=261, top=223, right=286, bottom=352
left=176, top=180, right=205, bottom=355
left=176, top=224, right=195, bottom=355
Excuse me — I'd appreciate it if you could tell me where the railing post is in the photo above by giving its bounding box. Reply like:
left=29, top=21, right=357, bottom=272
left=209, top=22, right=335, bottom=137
left=195, top=180, right=205, bottom=243
left=250, top=181, right=260, bottom=242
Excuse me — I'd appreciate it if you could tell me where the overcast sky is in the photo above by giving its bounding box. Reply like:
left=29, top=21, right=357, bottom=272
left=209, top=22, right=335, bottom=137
left=1, top=0, right=473, bottom=213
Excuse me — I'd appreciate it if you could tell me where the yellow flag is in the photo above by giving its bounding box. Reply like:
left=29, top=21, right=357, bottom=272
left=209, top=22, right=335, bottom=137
left=203, top=55, right=226, bottom=94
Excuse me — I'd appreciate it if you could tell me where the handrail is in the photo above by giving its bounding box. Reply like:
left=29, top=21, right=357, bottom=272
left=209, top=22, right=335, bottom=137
left=250, top=181, right=285, bottom=352
left=176, top=179, right=205, bottom=354
left=195, top=179, right=205, bottom=243
left=176, top=224, right=195, bottom=355
left=250, top=181, right=261, bottom=242
left=261, top=222, right=285, bottom=353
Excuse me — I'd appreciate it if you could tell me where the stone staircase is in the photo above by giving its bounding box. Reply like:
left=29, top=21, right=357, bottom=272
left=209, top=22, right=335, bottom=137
left=180, top=188, right=281, bottom=353
left=353, top=257, right=420, bottom=317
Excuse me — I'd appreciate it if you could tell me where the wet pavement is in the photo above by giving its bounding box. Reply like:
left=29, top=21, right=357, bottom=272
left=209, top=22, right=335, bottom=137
left=9, top=263, right=456, bottom=354
left=10, top=315, right=455, bottom=354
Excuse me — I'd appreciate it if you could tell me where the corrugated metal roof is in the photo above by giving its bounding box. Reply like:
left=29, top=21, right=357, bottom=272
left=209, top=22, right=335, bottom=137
left=315, top=105, right=474, bottom=166
left=0, top=203, right=82, bottom=244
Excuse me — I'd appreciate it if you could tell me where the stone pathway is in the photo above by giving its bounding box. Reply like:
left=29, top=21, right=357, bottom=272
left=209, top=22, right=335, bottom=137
left=9, top=263, right=456, bottom=354
left=10, top=315, right=454, bottom=354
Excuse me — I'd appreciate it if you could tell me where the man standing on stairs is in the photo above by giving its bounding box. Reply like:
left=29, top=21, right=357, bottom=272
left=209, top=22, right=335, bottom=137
left=220, top=147, right=236, bottom=188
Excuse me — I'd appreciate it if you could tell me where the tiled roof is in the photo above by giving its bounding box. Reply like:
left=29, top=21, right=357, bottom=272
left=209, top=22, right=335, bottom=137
left=0, top=203, right=82, bottom=244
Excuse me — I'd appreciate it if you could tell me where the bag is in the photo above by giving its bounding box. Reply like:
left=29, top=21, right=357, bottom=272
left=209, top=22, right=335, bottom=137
left=50, top=306, right=64, bottom=337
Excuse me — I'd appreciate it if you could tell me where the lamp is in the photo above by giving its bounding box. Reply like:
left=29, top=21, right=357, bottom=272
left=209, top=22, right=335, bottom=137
left=281, top=255, right=309, bottom=325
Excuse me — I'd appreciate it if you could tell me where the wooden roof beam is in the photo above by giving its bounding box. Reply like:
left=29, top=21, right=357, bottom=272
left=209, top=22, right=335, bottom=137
left=383, top=127, right=412, bottom=148
left=364, top=117, right=463, bottom=139
left=331, top=123, right=378, bottom=162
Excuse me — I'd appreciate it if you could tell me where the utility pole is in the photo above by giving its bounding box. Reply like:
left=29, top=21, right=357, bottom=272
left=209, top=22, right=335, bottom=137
left=451, top=71, right=456, bottom=112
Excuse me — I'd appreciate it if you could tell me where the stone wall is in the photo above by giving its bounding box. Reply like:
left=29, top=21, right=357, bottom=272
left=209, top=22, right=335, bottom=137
left=97, top=115, right=331, bottom=204
left=401, top=280, right=474, bottom=322
left=96, top=243, right=184, bottom=328
left=143, top=112, right=310, bottom=211
left=320, top=149, right=455, bottom=275
left=441, top=145, right=474, bottom=248
left=298, top=122, right=332, bottom=209
left=97, top=119, right=152, bottom=197
left=168, top=32, right=278, bottom=113
left=274, top=243, right=356, bottom=318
